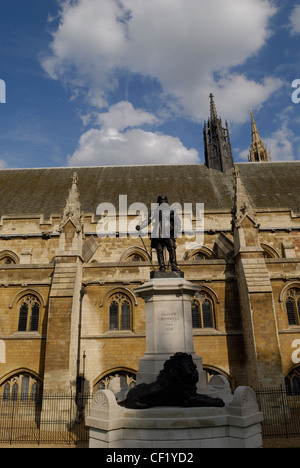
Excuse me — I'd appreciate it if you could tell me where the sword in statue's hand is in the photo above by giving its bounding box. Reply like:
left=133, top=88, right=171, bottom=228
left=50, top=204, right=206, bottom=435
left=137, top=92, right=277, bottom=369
left=136, top=225, right=153, bottom=266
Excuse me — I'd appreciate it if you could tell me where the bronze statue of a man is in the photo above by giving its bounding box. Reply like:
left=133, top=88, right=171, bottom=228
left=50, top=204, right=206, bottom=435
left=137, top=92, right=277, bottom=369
left=136, top=195, right=181, bottom=272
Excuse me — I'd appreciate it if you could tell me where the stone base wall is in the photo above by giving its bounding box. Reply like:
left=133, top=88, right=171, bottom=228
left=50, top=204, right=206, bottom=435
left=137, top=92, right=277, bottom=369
left=86, top=387, right=263, bottom=449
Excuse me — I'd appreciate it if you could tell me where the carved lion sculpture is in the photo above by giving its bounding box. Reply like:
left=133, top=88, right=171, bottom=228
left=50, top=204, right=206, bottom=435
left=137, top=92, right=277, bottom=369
left=119, top=352, right=225, bottom=409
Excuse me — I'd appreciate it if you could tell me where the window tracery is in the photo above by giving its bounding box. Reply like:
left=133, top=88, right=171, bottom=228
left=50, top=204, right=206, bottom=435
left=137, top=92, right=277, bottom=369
left=1, top=373, right=43, bottom=402
left=285, top=367, right=300, bottom=395
left=184, top=247, right=215, bottom=261
left=191, top=292, right=215, bottom=329
left=120, top=247, right=149, bottom=263
left=109, top=293, right=132, bottom=331
left=285, top=289, right=300, bottom=326
left=17, top=296, right=40, bottom=332
left=95, top=371, right=136, bottom=393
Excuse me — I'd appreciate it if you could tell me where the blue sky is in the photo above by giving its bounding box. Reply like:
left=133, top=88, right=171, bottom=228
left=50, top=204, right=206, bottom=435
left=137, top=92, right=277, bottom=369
left=1, top=0, right=300, bottom=169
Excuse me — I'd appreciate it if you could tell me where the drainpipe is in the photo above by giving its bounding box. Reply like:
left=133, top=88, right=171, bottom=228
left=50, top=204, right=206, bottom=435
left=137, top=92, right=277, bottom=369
left=76, top=286, right=86, bottom=406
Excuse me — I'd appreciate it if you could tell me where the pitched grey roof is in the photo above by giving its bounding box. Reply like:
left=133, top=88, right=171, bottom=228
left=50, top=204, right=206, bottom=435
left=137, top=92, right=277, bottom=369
left=0, top=162, right=299, bottom=218
left=237, top=162, right=300, bottom=211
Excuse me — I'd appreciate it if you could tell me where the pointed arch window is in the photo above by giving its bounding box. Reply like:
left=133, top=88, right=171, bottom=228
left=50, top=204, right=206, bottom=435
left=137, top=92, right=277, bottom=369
left=286, top=289, right=300, bottom=326
left=95, top=370, right=136, bottom=394
left=1, top=373, right=43, bottom=402
left=285, top=367, right=300, bottom=395
left=191, top=292, right=215, bottom=329
left=109, top=293, right=132, bottom=331
left=18, top=296, right=40, bottom=332
left=0, top=250, right=18, bottom=264
left=1, top=256, right=16, bottom=264
left=127, top=254, right=145, bottom=262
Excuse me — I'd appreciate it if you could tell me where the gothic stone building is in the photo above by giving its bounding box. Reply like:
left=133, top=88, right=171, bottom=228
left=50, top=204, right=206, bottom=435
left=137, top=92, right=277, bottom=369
left=1, top=98, right=300, bottom=400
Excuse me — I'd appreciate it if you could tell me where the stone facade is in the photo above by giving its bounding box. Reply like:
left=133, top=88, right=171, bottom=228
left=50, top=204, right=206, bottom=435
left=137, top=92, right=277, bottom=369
left=0, top=158, right=300, bottom=398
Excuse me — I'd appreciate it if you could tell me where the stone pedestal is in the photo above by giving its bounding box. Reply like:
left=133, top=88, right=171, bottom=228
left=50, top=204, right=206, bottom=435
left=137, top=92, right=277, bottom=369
left=134, top=274, right=207, bottom=389
left=86, top=386, right=263, bottom=448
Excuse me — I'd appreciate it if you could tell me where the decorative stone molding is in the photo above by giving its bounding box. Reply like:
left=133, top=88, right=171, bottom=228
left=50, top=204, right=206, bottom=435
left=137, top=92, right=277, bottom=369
left=99, top=286, right=138, bottom=307
left=232, top=166, right=260, bottom=230
left=92, top=391, right=110, bottom=410
left=58, top=172, right=83, bottom=234
left=229, top=386, right=257, bottom=408
left=279, top=281, right=300, bottom=303
left=9, top=288, right=46, bottom=309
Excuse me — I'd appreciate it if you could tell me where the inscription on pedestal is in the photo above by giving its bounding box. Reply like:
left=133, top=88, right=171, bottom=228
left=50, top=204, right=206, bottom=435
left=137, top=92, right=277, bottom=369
left=135, top=276, right=201, bottom=383
left=158, top=311, right=180, bottom=333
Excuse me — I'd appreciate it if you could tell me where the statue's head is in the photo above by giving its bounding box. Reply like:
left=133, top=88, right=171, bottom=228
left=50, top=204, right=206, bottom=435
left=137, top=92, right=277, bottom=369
left=157, top=195, right=168, bottom=205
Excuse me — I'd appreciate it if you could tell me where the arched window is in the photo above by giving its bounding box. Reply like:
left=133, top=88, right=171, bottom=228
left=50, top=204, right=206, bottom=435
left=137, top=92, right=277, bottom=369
left=285, top=367, right=300, bottom=395
left=203, top=366, right=232, bottom=389
left=192, top=251, right=211, bottom=260
left=95, top=370, right=136, bottom=393
left=120, top=247, right=150, bottom=263
left=285, top=289, right=300, bottom=326
left=191, top=292, right=215, bottom=329
left=109, top=293, right=132, bottom=331
left=0, top=256, right=15, bottom=264
left=0, top=250, right=18, bottom=264
left=184, top=247, right=214, bottom=261
left=1, top=372, right=43, bottom=402
left=18, top=296, right=40, bottom=332
left=261, top=244, right=280, bottom=259
left=126, top=253, right=145, bottom=262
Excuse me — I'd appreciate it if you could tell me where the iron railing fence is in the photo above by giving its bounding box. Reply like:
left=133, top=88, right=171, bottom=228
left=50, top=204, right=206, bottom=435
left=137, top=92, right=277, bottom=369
left=255, top=387, right=300, bottom=439
left=0, top=393, right=92, bottom=446
left=1, top=387, right=300, bottom=445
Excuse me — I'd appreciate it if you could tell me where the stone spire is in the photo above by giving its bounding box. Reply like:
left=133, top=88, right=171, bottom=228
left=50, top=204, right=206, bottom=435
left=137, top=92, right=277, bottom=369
left=248, top=109, right=271, bottom=162
left=232, top=166, right=259, bottom=231
left=203, top=94, right=234, bottom=173
left=59, top=172, right=83, bottom=233
left=209, top=92, right=218, bottom=121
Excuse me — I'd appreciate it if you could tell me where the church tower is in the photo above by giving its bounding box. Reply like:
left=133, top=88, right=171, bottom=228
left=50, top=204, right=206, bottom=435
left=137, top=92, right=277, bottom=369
left=248, top=109, right=271, bottom=162
left=203, top=93, right=234, bottom=172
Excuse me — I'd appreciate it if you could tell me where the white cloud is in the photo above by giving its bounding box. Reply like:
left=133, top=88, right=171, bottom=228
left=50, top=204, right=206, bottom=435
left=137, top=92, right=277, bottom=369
left=42, top=0, right=281, bottom=122
left=265, top=125, right=297, bottom=162
left=184, top=74, right=283, bottom=123
left=238, top=148, right=250, bottom=162
left=68, top=127, right=200, bottom=166
left=42, top=0, right=127, bottom=108
left=289, top=4, right=300, bottom=35
left=97, top=101, right=160, bottom=131
left=68, top=100, right=180, bottom=166
left=264, top=108, right=300, bottom=161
